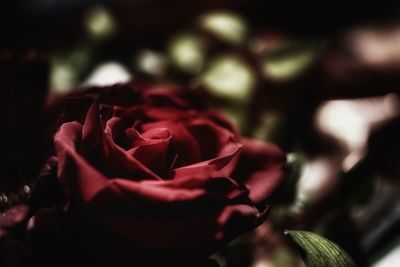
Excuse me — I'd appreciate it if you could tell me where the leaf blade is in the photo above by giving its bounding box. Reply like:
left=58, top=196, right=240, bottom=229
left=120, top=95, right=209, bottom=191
left=285, top=230, right=357, bottom=267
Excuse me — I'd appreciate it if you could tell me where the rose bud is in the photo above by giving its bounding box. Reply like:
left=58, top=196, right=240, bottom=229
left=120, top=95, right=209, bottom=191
left=31, top=83, right=286, bottom=266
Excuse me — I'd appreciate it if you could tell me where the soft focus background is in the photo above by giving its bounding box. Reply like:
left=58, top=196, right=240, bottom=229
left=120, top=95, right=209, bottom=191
left=2, top=1, right=400, bottom=266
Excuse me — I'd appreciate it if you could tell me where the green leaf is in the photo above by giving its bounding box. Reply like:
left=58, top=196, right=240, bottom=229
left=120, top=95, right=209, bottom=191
left=285, top=230, right=357, bottom=267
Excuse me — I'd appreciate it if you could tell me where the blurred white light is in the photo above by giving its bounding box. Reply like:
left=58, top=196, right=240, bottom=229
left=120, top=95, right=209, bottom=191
left=384, top=93, right=400, bottom=116
left=50, top=64, right=78, bottom=93
left=316, top=94, right=400, bottom=170
left=252, top=260, right=271, bottom=267
left=135, top=49, right=167, bottom=77
left=318, top=102, right=367, bottom=148
left=252, top=250, right=305, bottom=267
left=343, top=152, right=364, bottom=172
left=202, top=56, right=255, bottom=101
left=262, top=46, right=317, bottom=81
left=84, top=6, right=116, bottom=40
left=287, top=153, right=298, bottom=164
left=169, top=34, right=205, bottom=73
left=372, top=244, right=400, bottom=267
left=296, top=157, right=340, bottom=204
left=199, top=11, right=247, bottom=45
left=348, top=26, right=400, bottom=68
left=50, top=48, right=92, bottom=93
left=84, top=62, right=132, bottom=86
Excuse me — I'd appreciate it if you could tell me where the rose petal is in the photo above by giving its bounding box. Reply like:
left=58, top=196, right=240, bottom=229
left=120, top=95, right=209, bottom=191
left=97, top=83, right=140, bottom=107
left=142, top=86, right=192, bottom=109
left=140, top=120, right=203, bottom=167
left=140, top=106, right=191, bottom=121
left=126, top=128, right=172, bottom=174
left=81, top=103, right=161, bottom=180
left=0, top=205, right=29, bottom=229
left=232, top=138, right=286, bottom=205
left=61, top=95, right=96, bottom=124
left=171, top=142, right=242, bottom=178
left=84, top=177, right=261, bottom=252
left=54, top=122, right=108, bottom=202
left=204, top=111, right=239, bottom=138
left=125, top=127, right=172, bottom=147
left=185, top=117, right=237, bottom=160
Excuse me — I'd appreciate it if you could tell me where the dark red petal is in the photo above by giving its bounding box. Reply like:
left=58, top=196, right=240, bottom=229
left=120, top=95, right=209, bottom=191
left=205, top=111, right=239, bottom=137
left=141, top=106, right=191, bottom=121
left=85, top=177, right=261, bottom=252
left=140, top=120, right=203, bottom=167
left=81, top=103, right=161, bottom=180
left=126, top=128, right=172, bottom=174
left=170, top=142, right=242, bottom=178
left=125, top=127, right=172, bottom=147
left=61, top=95, right=96, bottom=124
left=232, top=138, right=286, bottom=205
left=54, top=122, right=108, bottom=202
left=97, top=83, right=140, bottom=107
left=142, top=86, right=192, bottom=109
left=185, top=117, right=238, bottom=160
left=0, top=205, right=29, bottom=229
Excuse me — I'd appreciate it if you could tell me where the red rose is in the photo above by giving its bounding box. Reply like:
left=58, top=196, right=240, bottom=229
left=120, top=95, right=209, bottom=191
left=38, top=83, right=285, bottom=265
